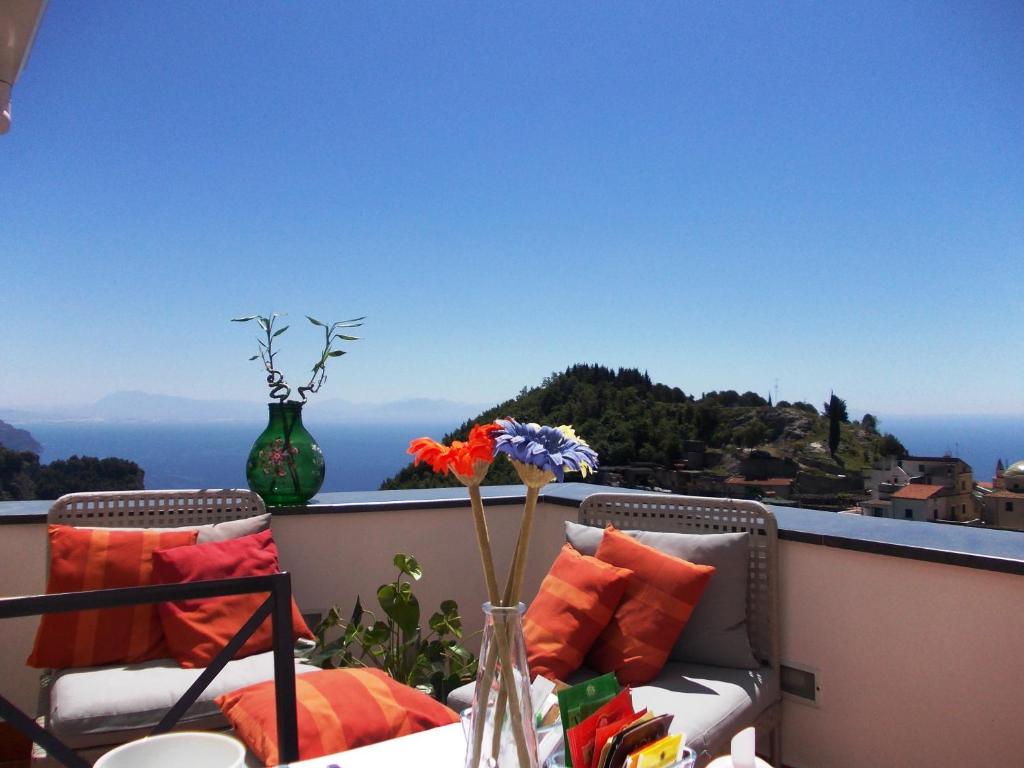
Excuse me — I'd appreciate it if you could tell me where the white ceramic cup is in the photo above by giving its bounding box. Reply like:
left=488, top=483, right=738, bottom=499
left=93, top=732, right=246, bottom=768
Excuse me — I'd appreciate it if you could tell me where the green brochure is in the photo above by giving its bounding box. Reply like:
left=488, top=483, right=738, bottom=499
left=556, top=672, right=621, bottom=767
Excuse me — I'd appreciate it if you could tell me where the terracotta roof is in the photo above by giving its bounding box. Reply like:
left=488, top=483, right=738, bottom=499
left=724, top=476, right=793, bottom=487
left=892, top=484, right=947, bottom=500
left=985, top=490, right=1024, bottom=500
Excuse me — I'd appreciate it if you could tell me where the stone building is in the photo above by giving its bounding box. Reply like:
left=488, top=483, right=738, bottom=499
left=981, top=460, right=1024, bottom=530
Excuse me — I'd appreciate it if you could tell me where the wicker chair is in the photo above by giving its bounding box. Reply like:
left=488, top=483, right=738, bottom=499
left=33, top=489, right=274, bottom=765
left=579, top=492, right=781, bottom=766
left=47, top=488, right=267, bottom=529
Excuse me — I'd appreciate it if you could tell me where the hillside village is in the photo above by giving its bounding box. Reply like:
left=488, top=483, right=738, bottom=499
left=384, top=366, right=1024, bottom=530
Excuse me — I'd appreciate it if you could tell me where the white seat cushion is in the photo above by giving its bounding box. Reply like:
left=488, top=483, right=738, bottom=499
left=448, top=663, right=777, bottom=758
left=48, top=652, right=317, bottom=748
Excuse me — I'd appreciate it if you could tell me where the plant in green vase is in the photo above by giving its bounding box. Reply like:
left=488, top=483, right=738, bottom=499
left=232, top=313, right=364, bottom=506
left=307, top=553, right=477, bottom=703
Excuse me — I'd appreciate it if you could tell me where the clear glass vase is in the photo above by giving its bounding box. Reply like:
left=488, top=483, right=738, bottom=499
left=245, top=402, right=325, bottom=506
left=465, top=602, right=538, bottom=768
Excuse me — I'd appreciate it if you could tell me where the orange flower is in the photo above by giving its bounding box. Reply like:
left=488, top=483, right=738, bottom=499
left=408, top=423, right=501, bottom=478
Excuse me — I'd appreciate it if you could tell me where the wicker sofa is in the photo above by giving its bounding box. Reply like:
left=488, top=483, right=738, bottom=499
left=449, top=493, right=781, bottom=767
left=31, top=490, right=315, bottom=765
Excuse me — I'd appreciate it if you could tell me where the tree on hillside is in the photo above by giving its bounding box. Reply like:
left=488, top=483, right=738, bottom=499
left=878, top=433, right=908, bottom=459
left=862, top=413, right=878, bottom=433
left=823, top=392, right=849, bottom=457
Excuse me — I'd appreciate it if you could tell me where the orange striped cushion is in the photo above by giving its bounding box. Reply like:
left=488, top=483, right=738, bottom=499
left=217, top=668, right=460, bottom=766
left=27, top=525, right=199, bottom=669
left=587, top=525, right=715, bottom=685
left=523, top=544, right=632, bottom=681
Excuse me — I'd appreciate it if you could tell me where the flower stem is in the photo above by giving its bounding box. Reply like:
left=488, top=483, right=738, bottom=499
left=463, top=477, right=531, bottom=766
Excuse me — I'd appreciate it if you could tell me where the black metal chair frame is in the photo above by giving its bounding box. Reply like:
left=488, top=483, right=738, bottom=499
left=0, top=572, right=300, bottom=767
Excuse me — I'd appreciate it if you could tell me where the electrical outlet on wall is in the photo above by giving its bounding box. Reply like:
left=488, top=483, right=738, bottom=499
left=781, top=660, right=822, bottom=707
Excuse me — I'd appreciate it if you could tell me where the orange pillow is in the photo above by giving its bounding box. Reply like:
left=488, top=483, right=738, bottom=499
left=217, top=667, right=461, bottom=765
left=27, top=525, right=199, bottom=669
left=524, top=544, right=632, bottom=681
left=151, top=530, right=313, bottom=668
left=587, top=525, right=715, bottom=685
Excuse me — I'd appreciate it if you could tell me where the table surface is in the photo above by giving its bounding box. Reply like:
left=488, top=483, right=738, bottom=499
left=283, top=723, right=771, bottom=768
left=288, top=723, right=467, bottom=768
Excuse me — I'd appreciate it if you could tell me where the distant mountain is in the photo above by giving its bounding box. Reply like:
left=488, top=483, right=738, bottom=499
left=0, top=420, right=42, bottom=453
left=89, top=392, right=260, bottom=422
left=0, top=391, right=489, bottom=425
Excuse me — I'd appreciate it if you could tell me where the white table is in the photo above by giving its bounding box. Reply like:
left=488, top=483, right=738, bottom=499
left=288, top=723, right=467, bottom=768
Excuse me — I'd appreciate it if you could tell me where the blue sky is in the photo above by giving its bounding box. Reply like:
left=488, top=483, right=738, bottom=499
left=4, top=1, right=1022, bottom=416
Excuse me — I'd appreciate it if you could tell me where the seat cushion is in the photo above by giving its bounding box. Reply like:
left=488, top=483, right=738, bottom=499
left=629, top=662, right=778, bottom=757
left=448, top=663, right=777, bottom=758
left=48, top=651, right=318, bottom=748
left=84, top=513, right=272, bottom=544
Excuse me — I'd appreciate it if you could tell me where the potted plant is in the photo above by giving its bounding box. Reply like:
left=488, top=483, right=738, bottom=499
left=307, top=553, right=477, bottom=704
left=232, top=313, right=363, bottom=506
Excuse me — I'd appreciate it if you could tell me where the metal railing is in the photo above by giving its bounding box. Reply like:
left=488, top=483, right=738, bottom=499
left=0, top=572, right=299, bottom=767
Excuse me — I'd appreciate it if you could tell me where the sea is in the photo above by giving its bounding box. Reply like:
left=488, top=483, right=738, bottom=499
left=13, top=415, right=1024, bottom=491
left=19, top=421, right=457, bottom=492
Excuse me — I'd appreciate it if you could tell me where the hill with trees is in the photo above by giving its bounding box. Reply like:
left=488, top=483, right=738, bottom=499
left=381, top=364, right=908, bottom=504
left=0, top=422, right=145, bottom=501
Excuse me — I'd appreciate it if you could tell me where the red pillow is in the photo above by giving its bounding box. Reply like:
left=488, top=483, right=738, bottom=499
left=27, top=525, right=199, bottom=669
left=524, top=544, right=632, bottom=681
left=587, top=526, right=715, bottom=685
left=151, top=529, right=312, bottom=668
left=217, top=667, right=460, bottom=766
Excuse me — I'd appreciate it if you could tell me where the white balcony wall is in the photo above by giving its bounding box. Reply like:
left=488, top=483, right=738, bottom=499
left=270, top=502, right=568, bottom=646
left=779, top=539, right=1024, bottom=767
left=0, top=502, right=569, bottom=715
left=2, top=502, right=1023, bottom=767
left=0, top=521, right=49, bottom=715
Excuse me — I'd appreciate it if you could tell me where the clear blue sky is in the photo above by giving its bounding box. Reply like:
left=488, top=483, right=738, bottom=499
left=5, top=1, right=1022, bottom=416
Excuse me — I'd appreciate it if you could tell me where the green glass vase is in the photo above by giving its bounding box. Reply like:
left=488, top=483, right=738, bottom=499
left=245, top=402, right=325, bottom=506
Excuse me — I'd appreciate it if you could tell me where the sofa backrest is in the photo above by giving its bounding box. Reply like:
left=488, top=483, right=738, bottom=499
left=578, top=492, right=779, bottom=670
left=48, top=489, right=267, bottom=529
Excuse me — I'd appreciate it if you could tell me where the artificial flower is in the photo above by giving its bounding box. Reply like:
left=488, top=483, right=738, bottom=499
left=492, top=419, right=599, bottom=482
left=408, top=423, right=501, bottom=479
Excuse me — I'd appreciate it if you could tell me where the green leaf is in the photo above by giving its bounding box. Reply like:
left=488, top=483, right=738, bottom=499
left=349, top=596, right=364, bottom=627
left=328, top=349, right=346, bottom=357
left=332, top=317, right=366, bottom=328
left=378, top=582, right=420, bottom=637
left=273, top=325, right=289, bottom=337
left=306, top=316, right=326, bottom=327
left=333, top=334, right=360, bottom=341
left=393, top=554, right=422, bottom=580
left=428, top=611, right=448, bottom=635
left=248, top=355, right=259, bottom=361
left=231, top=315, right=258, bottom=322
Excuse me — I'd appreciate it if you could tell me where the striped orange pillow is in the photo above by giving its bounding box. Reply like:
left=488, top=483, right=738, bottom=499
left=523, top=544, right=632, bottom=681
left=587, top=525, right=715, bottom=685
left=27, top=525, right=199, bottom=669
left=217, top=668, right=460, bottom=766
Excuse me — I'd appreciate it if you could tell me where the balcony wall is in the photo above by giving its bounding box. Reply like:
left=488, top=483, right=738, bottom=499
left=2, top=485, right=1023, bottom=768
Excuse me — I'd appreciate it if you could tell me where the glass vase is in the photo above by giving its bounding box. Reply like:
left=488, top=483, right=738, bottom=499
left=245, top=402, right=325, bottom=506
left=465, top=602, right=538, bottom=768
